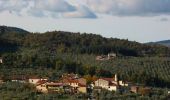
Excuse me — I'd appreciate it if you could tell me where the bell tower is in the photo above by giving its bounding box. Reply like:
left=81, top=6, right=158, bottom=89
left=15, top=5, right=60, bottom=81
left=114, top=74, right=118, bottom=82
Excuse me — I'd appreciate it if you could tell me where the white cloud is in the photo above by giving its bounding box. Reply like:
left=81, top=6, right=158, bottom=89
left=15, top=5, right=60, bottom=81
left=0, top=0, right=29, bottom=14
left=63, top=5, right=97, bottom=18
left=34, top=0, right=76, bottom=12
left=27, top=0, right=96, bottom=18
left=0, top=0, right=170, bottom=18
left=84, top=0, right=170, bottom=16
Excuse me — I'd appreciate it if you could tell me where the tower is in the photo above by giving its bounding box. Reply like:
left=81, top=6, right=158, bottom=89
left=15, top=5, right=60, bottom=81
left=114, top=74, right=118, bottom=82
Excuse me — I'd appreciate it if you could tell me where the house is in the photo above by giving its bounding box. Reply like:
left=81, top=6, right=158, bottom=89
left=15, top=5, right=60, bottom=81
left=108, top=53, right=116, bottom=59
left=119, top=80, right=129, bottom=86
left=93, top=74, right=130, bottom=91
left=131, top=85, right=151, bottom=95
left=62, top=73, right=79, bottom=79
left=96, top=53, right=116, bottom=61
left=46, top=82, right=64, bottom=93
left=36, top=80, right=48, bottom=93
left=78, top=83, right=87, bottom=93
left=78, top=78, right=87, bottom=86
left=94, top=78, right=118, bottom=91
left=10, top=75, right=27, bottom=83
left=62, top=77, right=87, bottom=93
left=96, top=55, right=107, bottom=61
left=28, top=76, right=48, bottom=84
left=36, top=81, right=74, bottom=94
left=0, top=57, right=2, bottom=63
left=131, top=86, right=139, bottom=93
left=64, top=79, right=79, bottom=88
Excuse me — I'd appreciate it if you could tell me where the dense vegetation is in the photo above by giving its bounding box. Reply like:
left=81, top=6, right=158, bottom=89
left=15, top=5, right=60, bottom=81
left=1, top=26, right=170, bottom=57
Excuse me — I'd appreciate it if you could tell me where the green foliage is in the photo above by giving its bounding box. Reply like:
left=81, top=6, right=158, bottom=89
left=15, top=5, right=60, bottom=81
left=93, top=88, right=169, bottom=100
left=0, top=82, right=36, bottom=100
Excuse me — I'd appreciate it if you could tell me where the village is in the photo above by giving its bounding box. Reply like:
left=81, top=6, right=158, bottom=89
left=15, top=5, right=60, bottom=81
left=0, top=55, right=153, bottom=97
left=0, top=73, right=152, bottom=97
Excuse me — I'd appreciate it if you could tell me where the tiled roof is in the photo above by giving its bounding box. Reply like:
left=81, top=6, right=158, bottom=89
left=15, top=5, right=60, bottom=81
left=109, top=83, right=117, bottom=86
left=46, top=82, right=63, bottom=86
left=36, top=80, right=47, bottom=85
left=63, top=79, right=79, bottom=83
left=29, top=76, right=48, bottom=79
left=78, top=83, right=86, bottom=87
left=101, top=78, right=114, bottom=82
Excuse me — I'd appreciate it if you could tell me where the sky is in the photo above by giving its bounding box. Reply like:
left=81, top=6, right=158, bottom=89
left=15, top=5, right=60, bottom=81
left=0, top=0, right=170, bottom=43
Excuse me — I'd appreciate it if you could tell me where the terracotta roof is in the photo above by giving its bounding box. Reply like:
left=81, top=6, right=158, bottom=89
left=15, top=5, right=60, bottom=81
left=29, top=76, right=48, bottom=79
left=78, top=83, right=86, bottom=87
left=46, top=82, right=63, bottom=86
left=36, top=80, right=47, bottom=85
left=64, top=79, right=79, bottom=83
left=109, top=83, right=117, bottom=86
left=29, top=76, right=41, bottom=79
left=101, top=78, right=114, bottom=82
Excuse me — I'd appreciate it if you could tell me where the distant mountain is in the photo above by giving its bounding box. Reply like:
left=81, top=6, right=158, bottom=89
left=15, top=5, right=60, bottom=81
left=156, top=40, right=170, bottom=47
left=0, top=26, right=29, bottom=36
left=148, top=40, right=170, bottom=47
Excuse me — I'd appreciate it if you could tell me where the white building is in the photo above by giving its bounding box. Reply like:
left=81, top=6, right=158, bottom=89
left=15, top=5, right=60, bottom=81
left=94, top=74, right=129, bottom=91
left=95, top=78, right=117, bottom=91
left=28, top=77, right=48, bottom=85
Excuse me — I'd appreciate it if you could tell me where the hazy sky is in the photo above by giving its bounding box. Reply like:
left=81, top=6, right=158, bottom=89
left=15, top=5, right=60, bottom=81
left=0, top=0, right=170, bottom=43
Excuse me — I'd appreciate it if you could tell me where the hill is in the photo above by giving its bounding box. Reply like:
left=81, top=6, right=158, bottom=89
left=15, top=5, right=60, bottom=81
left=0, top=26, right=29, bottom=35
left=147, top=40, right=170, bottom=47
left=155, top=40, right=170, bottom=47
left=0, top=26, right=170, bottom=57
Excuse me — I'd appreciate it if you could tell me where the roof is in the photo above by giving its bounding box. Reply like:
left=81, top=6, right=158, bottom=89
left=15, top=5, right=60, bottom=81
left=29, top=76, right=41, bottom=79
left=67, top=79, right=79, bottom=83
left=100, top=78, right=114, bottom=82
left=109, top=83, right=117, bottom=86
left=36, top=80, right=47, bottom=85
left=62, top=73, right=79, bottom=79
left=78, top=83, right=86, bottom=87
left=46, top=82, right=63, bottom=86
left=63, top=78, right=79, bottom=83
left=29, top=76, right=48, bottom=79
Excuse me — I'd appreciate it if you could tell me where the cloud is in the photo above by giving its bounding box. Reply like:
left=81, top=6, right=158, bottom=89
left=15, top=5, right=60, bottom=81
left=160, top=18, right=169, bottom=22
left=84, top=0, right=170, bottom=16
left=34, top=0, right=76, bottom=12
left=27, top=0, right=96, bottom=18
left=62, top=5, right=97, bottom=18
left=0, top=0, right=29, bottom=14
left=0, top=0, right=170, bottom=18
